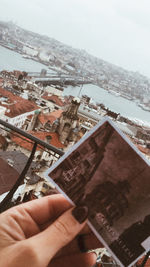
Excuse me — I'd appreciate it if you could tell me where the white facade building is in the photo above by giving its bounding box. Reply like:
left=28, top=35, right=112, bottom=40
left=45, top=86, right=63, bottom=97
left=23, top=46, right=38, bottom=57
left=3, top=110, right=38, bottom=128
left=0, top=106, right=7, bottom=118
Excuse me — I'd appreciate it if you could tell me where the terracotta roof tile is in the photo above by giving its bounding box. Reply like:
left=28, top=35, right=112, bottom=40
left=48, top=115, right=57, bottom=124
left=42, top=94, right=64, bottom=107
left=0, top=87, right=38, bottom=118
left=11, top=131, right=64, bottom=151
left=27, top=114, right=33, bottom=120
left=38, top=110, right=63, bottom=125
left=38, top=113, right=50, bottom=125
left=50, top=109, right=63, bottom=118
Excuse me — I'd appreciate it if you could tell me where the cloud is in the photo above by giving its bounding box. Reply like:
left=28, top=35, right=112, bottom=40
left=1, top=0, right=150, bottom=76
left=112, top=0, right=150, bottom=31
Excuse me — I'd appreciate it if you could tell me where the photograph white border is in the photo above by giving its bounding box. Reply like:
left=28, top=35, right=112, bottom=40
left=45, top=117, right=150, bottom=267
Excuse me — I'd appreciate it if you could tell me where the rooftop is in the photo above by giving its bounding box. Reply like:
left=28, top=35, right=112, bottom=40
left=11, top=131, right=64, bottom=151
left=38, top=109, right=63, bottom=125
left=0, top=151, right=41, bottom=185
left=0, top=118, right=64, bottom=210
left=42, top=93, right=64, bottom=107
left=0, top=87, right=38, bottom=118
left=0, top=157, right=19, bottom=194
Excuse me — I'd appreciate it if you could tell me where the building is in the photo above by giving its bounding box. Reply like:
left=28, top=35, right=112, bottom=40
left=42, top=93, right=65, bottom=110
left=0, top=87, right=39, bottom=128
left=0, top=157, right=20, bottom=195
left=0, top=150, right=56, bottom=204
left=0, top=151, right=41, bottom=185
left=0, top=105, right=6, bottom=118
left=10, top=130, right=64, bottom=163
left=45, top=85, right=63, bottom=97
left=23, top=45, right=38, bottom=57
left=24, top=109, right=63, bottom=131
left=52, top=97, right=81, bottom=145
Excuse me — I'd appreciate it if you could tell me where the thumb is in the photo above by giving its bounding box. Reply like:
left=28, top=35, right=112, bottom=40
left=27, top=205, right=88, bottom=265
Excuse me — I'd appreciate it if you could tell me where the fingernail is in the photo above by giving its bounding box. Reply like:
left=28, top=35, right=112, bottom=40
left=88, top=252, right=98, bottom=265
left=72, top=206, right=88, bottom=224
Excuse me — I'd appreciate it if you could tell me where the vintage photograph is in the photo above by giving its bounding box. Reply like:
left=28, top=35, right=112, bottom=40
left=46, top=119, right=150, bottom=267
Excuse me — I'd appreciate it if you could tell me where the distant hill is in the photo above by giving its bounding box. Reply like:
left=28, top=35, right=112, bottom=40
left=0, top=21, right=150, bottom=108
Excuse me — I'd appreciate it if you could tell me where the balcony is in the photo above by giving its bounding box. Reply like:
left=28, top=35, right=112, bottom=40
left=0, top=118, right=64, bottom=213
left=0, top=118, right=149, bottom=267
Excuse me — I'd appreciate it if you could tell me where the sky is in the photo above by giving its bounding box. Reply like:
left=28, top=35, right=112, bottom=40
left=1, top=0, right=150, bottom=77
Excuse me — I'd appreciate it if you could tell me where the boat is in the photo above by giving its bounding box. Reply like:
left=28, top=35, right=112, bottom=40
left=22, top=54, right=32, bottom=59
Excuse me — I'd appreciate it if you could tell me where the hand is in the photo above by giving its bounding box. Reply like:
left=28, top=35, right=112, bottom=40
left=0, top=194, right=101, bottom=267
left=50, top=224, right=101, bottom=267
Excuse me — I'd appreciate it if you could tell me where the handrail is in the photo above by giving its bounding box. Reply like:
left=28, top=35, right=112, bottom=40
left=0, top=119, right=64, bottom=156
left=0, top=118, right=65, bottom=211
left=0, top=142, right=37, bottom=213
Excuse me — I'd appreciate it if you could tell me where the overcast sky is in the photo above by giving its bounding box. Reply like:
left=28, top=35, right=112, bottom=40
left=1, top=0, right=150, bottom=77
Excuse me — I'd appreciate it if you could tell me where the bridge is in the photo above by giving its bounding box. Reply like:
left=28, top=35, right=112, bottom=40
left=28, top=72, right=93, bottom=86
left=27, top=71, right=58, bottom=78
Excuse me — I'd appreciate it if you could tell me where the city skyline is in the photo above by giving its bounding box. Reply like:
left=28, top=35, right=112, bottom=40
left=1, top=0, right=150, bottom=78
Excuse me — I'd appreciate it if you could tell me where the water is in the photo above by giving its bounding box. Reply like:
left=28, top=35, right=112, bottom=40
left=64, top=84, right=150, bottom=125
left=0, top=45, right=150, bottom=125
left=0, top=45, right=50, bottom=72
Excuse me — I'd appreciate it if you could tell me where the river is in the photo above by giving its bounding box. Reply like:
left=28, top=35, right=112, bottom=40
left=0, top=45, right=150, bottom=125
left=64, top=85, right=150, bottom=126
left=0, top=45, right=50, bottom=72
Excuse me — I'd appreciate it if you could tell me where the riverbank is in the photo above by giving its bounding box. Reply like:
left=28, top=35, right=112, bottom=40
left=64, top=85, right=150, bottom=126
left=0, top=44, right=150, bottom=126
left=1, top=43, right=150, bottom=113
left=0, top=45, right=50, bottom=72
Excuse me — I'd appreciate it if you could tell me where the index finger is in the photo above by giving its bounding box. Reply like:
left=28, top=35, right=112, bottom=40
left=10, top=194, right=72, bottom=225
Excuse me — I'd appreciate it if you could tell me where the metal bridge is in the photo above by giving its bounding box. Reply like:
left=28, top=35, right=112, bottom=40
left=28, top=72, right=93, bottom=86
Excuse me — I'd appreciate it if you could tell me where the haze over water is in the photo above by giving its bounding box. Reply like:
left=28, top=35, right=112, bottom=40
left=0, top=45, right=49, bottom=72
left=0, top=45, right=150, bottom=126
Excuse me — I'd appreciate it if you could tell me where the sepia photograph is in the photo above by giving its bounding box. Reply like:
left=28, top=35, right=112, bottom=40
left=46, top=118, right=150, bottom=267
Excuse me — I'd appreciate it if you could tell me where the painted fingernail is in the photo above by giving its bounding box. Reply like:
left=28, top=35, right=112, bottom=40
left=72, top=206, right=88, bottom=224
left=88, top=252, right=98, bottom=265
